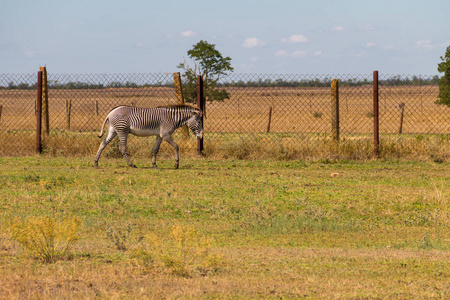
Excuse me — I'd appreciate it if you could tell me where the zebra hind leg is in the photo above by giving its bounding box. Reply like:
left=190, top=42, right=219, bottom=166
left=94, top=131, right=117, bottom=167
left=118, top=133, right=137, bottom=168
left=152, top=136, right=163, bottom=168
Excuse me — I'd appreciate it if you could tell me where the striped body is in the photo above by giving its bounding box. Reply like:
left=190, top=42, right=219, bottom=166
left=94, top=105, right=203, bottom=169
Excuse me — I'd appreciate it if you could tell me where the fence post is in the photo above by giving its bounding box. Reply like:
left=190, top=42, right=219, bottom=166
left=266, top=106, right=273, bottom=133
left=331, top=79, right=339, bottom=142
left=197, top=75, right=204, bottom=155
left=95, top=100, right=99, bottom=116
left=174, top=72, right=189, bottom=138
left=398, top=102, right=405, bottom=134
left=0, top=105, right=2, bottom=125
left=66, top=99, right=72, bottom=130
left=36, top=71, right=43, bottom=154
left=40, top=66, right=49, bottom=136
left=373, top=71, right=379, bottom=158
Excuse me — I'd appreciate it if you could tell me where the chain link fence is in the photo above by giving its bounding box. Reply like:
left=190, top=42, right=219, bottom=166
left=1, top=72, right=448, bottom=160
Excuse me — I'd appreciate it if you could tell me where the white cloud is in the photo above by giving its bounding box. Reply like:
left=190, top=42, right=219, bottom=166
left=313, top=51, right=322, bottom=56
left=331, top=26, right=345, bottom=32
left=416, top=40, right=450, bottom=50
left=416, top=40, right=432, bottom=48
left=250, top=56, right=260, bottom=62
left=180, top=30, right=197, bottom=37
left=243, top=38, right=266, bottom=48
left=365, top=42, right=375, bottom=48
left=275, top=50, right=307, bottom=58
left=281, top=34, right=308, bottom=43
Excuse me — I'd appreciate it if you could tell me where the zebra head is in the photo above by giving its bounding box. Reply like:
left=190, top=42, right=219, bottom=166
left=186, top=110, right=203, bottom=139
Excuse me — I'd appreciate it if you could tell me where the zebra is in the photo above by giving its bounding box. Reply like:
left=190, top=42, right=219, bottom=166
left=94, top=104, right=203, bottom=169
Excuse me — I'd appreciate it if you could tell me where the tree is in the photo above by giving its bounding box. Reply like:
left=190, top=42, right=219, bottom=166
left=177, top=40, right=234, bottom=103
left=436, top=45, right=450, bottom=107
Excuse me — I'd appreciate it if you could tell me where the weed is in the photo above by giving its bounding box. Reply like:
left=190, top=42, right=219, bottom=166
left=8, top=214, right=81, bottom=263
left=106, top=222, right=133, bottom=251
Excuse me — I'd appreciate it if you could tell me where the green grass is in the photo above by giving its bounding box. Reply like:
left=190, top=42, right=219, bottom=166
left=0, top=156, right=449, bottom=298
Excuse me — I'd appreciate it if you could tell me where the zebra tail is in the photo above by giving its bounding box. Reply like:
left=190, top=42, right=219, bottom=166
left=98, top=116, right=109, bottom=138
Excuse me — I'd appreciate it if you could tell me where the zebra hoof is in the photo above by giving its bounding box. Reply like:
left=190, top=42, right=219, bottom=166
left=174, top=164, right=179, bottom=169
left=130, top=164, right=137, bottom=168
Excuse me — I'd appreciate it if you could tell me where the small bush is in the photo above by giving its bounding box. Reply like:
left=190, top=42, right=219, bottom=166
left=9, top=214, right=81, bottom=263
left=142, top=225, right=224, bottom=277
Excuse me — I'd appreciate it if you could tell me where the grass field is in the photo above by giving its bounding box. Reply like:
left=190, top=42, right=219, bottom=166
left=0, top=157, right=449, bottom=298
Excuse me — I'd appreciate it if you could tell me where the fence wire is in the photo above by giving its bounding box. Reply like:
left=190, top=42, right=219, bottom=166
left=0, top=72, right=448, bottom=158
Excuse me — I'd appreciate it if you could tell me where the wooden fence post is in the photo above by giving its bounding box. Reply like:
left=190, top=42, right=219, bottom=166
left=373, top=71, right=379, bottom=158
left=197, top=75, right=204, bottom=156
left=331, top=79, right=339, bottom=142
left=174, top=72, right=189, bottom=138
left=398, top=102, right=405, bottom=134
left=95, top=100, right=99, bottom=116
left=0, top=105, right=3, bottom=125
left=40, top=66, right=49, bottom=136
left=36, top=71, right=43, bottom=154
left=66, top=99, right=72, bottom=130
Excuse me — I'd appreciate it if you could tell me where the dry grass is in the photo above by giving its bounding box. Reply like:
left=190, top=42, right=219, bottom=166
left=1, top=247, right=448, bottom=298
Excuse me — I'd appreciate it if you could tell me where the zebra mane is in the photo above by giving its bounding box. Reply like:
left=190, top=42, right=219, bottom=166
left=157, top=104, right=202, bottom=116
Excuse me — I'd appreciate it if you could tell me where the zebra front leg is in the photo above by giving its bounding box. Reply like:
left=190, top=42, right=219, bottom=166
left=118, top=133, right=136, bottom=168
left=152, top=136, right=163, bottom=168
left=163, top=135, right=179, bottom=169
left=94, top=131, right=117, bottom=167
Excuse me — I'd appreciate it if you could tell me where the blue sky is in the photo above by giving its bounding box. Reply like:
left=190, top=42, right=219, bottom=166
left=1, top=0, right=449, bottom=76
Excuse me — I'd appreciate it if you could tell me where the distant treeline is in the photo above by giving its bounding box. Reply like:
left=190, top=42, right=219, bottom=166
left=220, top=75, right=440, bottom=88
left=1, top=75, right=440, bottom=90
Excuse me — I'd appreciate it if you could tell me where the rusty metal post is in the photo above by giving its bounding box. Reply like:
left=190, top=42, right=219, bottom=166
left=373, top=71, right=379, bottom=158
left=266, top=107, right=273, bottom=133
left=36, top=71, right=43, bottom=154
left=40, top=66, right=49, bottom=135
left=331, top=79, right=339, bottom=142
left=197, top=75, right=204, bottom=155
